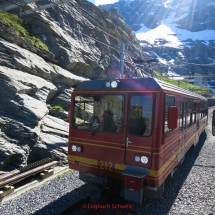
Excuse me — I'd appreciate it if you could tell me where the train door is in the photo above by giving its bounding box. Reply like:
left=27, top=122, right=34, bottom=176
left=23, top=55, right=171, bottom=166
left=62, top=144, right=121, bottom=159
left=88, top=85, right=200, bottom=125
left=124, top=93, right=154, bottom=167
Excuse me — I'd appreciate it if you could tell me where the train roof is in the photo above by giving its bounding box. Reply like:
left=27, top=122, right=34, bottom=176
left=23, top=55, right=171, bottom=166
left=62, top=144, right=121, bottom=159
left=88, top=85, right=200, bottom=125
left=74, top=77, right=207, bottom=100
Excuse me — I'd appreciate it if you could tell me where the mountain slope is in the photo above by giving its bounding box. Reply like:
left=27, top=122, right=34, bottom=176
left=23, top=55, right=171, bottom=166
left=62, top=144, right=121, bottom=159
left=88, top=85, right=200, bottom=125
left=100, top=0, right=215, bottom=77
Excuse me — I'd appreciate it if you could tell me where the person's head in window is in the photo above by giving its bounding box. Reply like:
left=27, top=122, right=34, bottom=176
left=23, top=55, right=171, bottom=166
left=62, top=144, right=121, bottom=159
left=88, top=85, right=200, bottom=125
left=102, top=110, right=116, bottom=132
left=129, top=105, right=146, bottom=135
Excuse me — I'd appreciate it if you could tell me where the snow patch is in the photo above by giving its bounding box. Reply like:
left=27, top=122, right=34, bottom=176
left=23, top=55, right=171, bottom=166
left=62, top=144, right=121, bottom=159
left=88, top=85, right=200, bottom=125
left=135, top=9, right=215, bottom=49
left=163, top=68, right=184, bottom=80
left=136, top=24, right=183, bottom=49
left=151, top=51, right=168, bottom=65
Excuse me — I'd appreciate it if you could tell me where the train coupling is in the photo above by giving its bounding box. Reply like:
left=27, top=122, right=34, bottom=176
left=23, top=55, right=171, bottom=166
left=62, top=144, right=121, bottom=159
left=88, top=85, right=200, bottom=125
left=79, top=172, right=110, bottom=200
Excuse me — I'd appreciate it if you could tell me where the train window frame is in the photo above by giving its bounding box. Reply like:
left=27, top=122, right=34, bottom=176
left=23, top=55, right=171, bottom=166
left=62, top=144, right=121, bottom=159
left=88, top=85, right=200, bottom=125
left=164, top=94, right=175, bottom=134
left=192, top=99, right=197, bottom=124
left=212, top=110, right=215, bottom=136
left=72, top=94, right=125, bottom=134
left=180, top=101, right=187, bottom=132
left=187, top=98, right=193, bottom=128
left=201, top=100, right=207, bottom=118
left=128, top=93, right=154, bottom=137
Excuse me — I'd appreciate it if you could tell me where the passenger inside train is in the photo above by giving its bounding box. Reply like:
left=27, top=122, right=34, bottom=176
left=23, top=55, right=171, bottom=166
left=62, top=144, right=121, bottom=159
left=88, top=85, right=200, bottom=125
left=128, top=106, right=146, bottom=135
left=102, top=109, right=117, bottom=132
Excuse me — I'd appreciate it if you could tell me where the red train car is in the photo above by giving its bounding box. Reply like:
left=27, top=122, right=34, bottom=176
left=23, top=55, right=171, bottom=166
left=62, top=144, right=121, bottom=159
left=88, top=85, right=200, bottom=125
left=68, top=78, right=208, bottom=203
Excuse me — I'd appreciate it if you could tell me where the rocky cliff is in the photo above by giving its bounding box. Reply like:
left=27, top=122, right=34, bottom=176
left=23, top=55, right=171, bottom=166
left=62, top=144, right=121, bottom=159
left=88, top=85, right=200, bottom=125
left=0, top=0, right=148, bottom=172
left=100, top=0, right=215, bottom=77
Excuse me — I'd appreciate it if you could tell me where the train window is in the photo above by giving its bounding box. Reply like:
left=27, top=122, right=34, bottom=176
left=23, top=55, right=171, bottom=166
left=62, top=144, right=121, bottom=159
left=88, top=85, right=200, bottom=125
left=201, top=100, right=207, bottom=118
left=180, top=101, right=186, bottom=132
left=200, top=100, right=203, bottom=118
left=164, top=95, right=175, bottom=133
left=192, top=100, right=197, bottom=124
left=73, top=95, right=124, bottom=133
left=128, top=94, right=153, bottom=136
left=187, top=99, right=192, bottom=128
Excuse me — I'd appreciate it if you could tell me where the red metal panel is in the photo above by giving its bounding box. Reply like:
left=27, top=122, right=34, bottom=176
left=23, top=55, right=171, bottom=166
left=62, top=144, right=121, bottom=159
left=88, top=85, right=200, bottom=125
left=124, top=176, right=142, bottom=192
left=168, top=106, right=178, bottom=129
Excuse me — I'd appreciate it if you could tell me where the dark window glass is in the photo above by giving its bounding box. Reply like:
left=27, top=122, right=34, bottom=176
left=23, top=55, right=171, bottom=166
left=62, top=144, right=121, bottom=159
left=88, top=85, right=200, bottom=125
left=192, top=100, right=197, bottom=123
left=128, top=95, right=153, bottom=136
left=180, top=101, right=186, bottom=132
left=187, top=99, right=192, bottom=127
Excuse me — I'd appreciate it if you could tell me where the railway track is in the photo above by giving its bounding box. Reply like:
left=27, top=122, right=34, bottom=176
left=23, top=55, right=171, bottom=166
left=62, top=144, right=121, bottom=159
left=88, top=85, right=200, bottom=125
left=0, top=158, right=58, bottom=198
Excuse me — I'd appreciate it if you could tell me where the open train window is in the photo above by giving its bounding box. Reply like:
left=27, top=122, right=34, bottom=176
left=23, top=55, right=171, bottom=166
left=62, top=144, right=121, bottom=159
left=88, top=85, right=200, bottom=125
left=73, top=95, right=124, bottom=133
left=164, top=95, right=175, bottom=134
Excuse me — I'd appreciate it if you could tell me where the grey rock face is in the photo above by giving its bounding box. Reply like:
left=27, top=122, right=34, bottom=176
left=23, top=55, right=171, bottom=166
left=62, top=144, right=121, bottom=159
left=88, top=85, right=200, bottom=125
left=0, top=65, right=56, bottom=126
left=9, top=0, right=147, bottom=79
left=0, top=39, right=85, bottom=170
left=101, top=0, right=215, bottom=32
left=0, top=117, right=38, bottom=171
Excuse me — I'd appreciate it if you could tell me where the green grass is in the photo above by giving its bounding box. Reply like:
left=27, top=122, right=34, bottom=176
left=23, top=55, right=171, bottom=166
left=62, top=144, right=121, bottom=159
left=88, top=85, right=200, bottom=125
left=40, top=124, right=44, bottom=130
left=0, top=12, right=49, bottom=51
left=154, top=71, right=209, bottom=95
left=52, top=65, right=57, bottom=71
left=57, top=169, right=73, bottom=179
left=105, top=54, right=110, bottom=62
left=50, top=105, right=65, bottom=112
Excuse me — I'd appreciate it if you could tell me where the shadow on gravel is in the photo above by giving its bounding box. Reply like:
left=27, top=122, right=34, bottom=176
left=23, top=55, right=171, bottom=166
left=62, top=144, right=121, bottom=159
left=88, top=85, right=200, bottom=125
left=137, top=131, right=207, bottom=215
left=33, top=186, right=85, bottom=215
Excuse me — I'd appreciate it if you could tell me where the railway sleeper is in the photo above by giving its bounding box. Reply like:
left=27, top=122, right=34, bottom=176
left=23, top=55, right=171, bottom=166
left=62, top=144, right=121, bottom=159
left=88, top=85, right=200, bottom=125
left=40, top=168, right=54, bottom=179
left=0, top=185, right=15, bottom=198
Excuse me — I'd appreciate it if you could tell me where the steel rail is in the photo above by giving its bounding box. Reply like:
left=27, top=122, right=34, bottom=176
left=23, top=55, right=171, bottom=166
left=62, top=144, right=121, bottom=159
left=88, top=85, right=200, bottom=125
left=0, top=158, right=53, bottom=182
left=0, top=161, right=58, bottom=189
left=0, top=170, right=20, bottom=182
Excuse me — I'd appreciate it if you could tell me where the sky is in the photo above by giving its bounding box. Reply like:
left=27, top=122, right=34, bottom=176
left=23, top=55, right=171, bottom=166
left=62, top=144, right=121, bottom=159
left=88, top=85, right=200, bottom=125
left=88, top=0, right=118, bottom=6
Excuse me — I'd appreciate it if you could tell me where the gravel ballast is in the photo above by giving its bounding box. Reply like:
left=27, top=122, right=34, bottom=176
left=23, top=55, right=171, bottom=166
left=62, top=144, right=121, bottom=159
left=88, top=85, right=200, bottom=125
left=0, top=108, right=215, bottom=215
left=0, top=171, right=84, bottom=215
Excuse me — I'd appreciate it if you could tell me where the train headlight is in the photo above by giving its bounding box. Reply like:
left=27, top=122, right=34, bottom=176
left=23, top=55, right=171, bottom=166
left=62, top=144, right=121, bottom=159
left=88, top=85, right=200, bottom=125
left=105, top=82, right=111, bottom=88
left=134, top=156, right=140, bottom=162
left=72, top=145, right=82, bottom=153
left=72, top=145, right=77, bottom=152
left=77, top=146, right=81, bottom=152
left=111, top=81, right=118, bottom=88
left=141, top=156, right=148, bottom=164
left=105, top=80, right=119, bottom=88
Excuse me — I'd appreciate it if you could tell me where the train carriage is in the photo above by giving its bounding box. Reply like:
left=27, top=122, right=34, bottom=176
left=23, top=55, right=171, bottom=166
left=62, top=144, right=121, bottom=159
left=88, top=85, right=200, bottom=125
left=68, top=78, right=208, bottom=204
